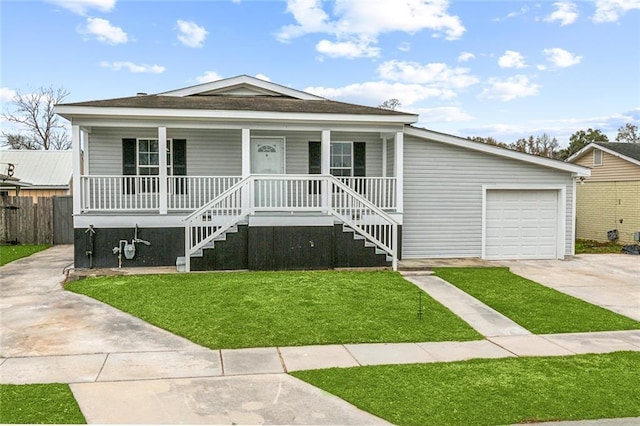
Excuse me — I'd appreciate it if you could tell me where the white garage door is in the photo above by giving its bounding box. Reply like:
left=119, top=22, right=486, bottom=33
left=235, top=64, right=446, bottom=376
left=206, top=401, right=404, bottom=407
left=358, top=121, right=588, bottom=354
left=485, top=190, right=559, bottom=260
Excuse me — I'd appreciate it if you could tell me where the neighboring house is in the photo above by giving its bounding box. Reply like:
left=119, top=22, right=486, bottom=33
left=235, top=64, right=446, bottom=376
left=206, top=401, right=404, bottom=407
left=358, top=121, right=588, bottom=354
left=0, top=150, right=73, bottom=201
left=567, top=142, right=640, bottom=244
left=55, top=75, right=589, bottom=271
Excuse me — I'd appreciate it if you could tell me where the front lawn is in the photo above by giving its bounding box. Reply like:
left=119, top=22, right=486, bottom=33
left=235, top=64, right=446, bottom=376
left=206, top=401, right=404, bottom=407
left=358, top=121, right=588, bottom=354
left=0, top=244, right=50, bottom=266
left=434, top=267, right=640, bottom=334
left=0, top=384, right=86, bottom=424
left=575, top=239, right=624, bottom=254
left=292, top=351, right=640, bottom=426
left=65, top=271, right=481, bottom=349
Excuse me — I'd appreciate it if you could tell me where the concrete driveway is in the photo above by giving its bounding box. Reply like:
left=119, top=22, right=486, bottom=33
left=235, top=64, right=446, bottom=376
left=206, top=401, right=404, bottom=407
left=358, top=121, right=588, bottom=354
left=498, top=254, right=640, bottom=321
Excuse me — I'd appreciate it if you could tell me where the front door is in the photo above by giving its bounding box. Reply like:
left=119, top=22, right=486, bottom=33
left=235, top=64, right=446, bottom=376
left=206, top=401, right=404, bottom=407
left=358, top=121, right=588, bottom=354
left=251, top=138, right=285, bottom=208
left=251, top=138, right=285, bottom=174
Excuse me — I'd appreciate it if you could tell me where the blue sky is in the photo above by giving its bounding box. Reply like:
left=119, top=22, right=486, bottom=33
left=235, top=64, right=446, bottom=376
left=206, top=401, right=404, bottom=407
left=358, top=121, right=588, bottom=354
left=1, top=0, right=639, bottom=147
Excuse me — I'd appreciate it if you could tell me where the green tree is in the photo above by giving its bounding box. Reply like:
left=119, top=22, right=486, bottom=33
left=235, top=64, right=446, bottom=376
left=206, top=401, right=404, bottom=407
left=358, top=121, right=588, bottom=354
left=559, top=128, right=609, bottom=160
left=615, top=123, right=639, bottom=143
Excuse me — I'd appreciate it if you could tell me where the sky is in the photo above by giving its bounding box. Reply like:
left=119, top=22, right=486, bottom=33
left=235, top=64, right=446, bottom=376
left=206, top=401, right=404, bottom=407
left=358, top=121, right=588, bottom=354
left=1, top=0, right=639, bottom=147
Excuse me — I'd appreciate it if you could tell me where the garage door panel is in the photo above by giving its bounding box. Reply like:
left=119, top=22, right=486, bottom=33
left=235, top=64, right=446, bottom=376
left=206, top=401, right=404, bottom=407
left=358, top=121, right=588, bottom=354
left=485, top=189, right=558, bottom=260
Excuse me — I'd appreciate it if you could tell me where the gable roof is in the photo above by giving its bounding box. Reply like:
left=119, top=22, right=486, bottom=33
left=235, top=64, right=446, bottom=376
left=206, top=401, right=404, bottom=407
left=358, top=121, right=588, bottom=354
left=159, top=75, right=325, bottom=100
left=406, top=126, right=590, bottom=177
left=567, top=142, right=640, bottom=167
left=56, top=74, right=418, bottom=124
left=0, top=150, right=72, bottom=188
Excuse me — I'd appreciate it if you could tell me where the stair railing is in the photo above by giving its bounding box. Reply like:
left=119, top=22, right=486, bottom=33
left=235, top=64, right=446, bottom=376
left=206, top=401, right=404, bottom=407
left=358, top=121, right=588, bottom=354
left=183, top=175, right=254, bottom=272
left=328, top=176, right=399, bottom=270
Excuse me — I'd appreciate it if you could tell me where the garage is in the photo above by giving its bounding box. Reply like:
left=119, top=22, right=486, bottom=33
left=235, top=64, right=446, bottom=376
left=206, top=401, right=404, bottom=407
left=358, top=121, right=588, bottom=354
left=484, top=189, right=563, bottom=260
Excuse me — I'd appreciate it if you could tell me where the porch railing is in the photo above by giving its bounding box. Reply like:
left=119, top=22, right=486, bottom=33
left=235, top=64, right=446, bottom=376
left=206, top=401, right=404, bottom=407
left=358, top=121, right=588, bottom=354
left=167, top=176, right=242, bottom=210
left=338, top=177, right=396, bottom=210
left=80, top=175, right=160, bottom=211
left=80, top=175, right=397, bottom=212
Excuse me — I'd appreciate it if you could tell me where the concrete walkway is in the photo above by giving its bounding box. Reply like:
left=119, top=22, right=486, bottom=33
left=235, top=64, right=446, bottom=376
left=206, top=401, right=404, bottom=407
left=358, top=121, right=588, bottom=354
left=2, top=246, right=639, bottom=425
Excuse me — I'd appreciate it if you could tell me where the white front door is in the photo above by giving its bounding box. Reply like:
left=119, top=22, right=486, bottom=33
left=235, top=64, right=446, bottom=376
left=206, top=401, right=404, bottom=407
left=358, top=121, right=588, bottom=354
left=251, top=138, right=285, bottom=208
left=251, top=138, right=285, bottom=174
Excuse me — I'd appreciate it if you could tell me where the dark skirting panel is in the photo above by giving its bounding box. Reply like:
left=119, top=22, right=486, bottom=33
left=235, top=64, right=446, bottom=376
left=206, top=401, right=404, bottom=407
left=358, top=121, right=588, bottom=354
left=74, top=226, right=184, bottom=269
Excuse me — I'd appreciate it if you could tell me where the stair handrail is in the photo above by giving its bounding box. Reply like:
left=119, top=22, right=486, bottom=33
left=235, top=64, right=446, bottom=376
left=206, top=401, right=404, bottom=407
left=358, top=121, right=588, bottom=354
left=328, top=176, right=399, bottom=270
left=182, top=175, right=253, bottom=223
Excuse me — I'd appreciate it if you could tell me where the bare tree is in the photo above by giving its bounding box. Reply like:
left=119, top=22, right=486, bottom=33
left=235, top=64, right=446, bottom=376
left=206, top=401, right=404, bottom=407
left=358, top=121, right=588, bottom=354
left=2, top=86, right=71, bottom=150
left=615, top=123, right=639, bottom=143
left=511, top=134, right=560, bottom=159
left=378, top=98, right=401, bottom=111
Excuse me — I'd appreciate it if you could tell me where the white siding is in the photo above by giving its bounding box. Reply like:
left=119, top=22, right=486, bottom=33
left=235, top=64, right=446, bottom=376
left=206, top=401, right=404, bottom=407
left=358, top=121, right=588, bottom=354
left=403, top=135, right=575, bottom=258
left=88, top=128, right=242, bottom=176
left=88, top=128, right=384, bottom=177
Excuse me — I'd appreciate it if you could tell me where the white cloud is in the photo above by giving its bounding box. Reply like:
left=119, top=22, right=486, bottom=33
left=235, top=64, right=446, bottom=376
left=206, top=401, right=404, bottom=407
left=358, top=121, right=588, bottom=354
left=543, top=47, right=582, bottom=67
left=378, top=60, right=479, bottom=89
left=0, top=87, right=16, bottom=103
left=592, top=0, right=640, bottom=23
left=81, top=17, right=128, bottom=44
left=277, top=0, right=465, bottom=59
left=305, top=81, right=455, bottom=107
left=457, top=52, right=475, bottom=62
left=177, top=20, right=208, bottom=48
left=255, top=73, right=271, bottom=81
left=316, top=39, right=380, bottom=58
left=479, top=75, right=540, bottom=101
left=498, top=50, right=526, bottom=68
left=46, top=0, right=115, bottom=15
left=493, top=6, right=529, bottom=22
left=194, top=71, right=223, bottom=83
left=544, top=2, right=579, bottom=25
left=414, top=106, right=475, bottom=123
left=397, top=42, right=411, bottom=52
left=100, top=61, right=165, bottom=74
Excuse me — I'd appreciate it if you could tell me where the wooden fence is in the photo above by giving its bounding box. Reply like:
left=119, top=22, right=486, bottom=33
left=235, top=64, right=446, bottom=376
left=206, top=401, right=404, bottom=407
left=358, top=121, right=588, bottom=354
left=0, top=196, right=73, bottom=245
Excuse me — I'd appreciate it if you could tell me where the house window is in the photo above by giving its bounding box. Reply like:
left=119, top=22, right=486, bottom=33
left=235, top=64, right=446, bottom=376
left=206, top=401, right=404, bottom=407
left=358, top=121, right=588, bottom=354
left=593, top=149, right=603, bottom=166
left=138, top=139, right=172, bottom=176
left=330, top=142, right=353, bottom=177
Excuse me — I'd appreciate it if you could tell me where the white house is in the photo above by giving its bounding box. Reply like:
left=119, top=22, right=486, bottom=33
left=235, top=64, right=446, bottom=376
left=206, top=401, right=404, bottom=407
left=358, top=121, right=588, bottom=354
left=55, top=75, right=590, bottom=271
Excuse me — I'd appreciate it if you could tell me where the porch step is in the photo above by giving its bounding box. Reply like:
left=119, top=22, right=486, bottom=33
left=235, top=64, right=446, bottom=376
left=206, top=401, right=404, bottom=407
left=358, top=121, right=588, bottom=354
left=342, top=224, right=392, bottom=263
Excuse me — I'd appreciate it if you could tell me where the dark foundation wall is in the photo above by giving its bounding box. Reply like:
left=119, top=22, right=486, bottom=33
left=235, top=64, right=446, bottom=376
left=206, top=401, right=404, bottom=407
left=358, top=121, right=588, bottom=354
left=74, top=227, right=184, bottom=269
left=74, top=224, right=401, bottom=270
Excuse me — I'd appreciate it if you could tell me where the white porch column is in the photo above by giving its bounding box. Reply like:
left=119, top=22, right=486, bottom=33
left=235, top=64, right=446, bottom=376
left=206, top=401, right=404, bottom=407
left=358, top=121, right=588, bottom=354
left=321, top=129, right=331, bottom=212
left=158, top=126, right=168, bottom=214
left=381, top=136, right=387, bottom=178
left=241, top=129, right=251, bottom=211
left=72, top=124, right=81, bottom=215
left=242, top=129, right=251, bottom=177
left=394, top=131, right=404, bottom=214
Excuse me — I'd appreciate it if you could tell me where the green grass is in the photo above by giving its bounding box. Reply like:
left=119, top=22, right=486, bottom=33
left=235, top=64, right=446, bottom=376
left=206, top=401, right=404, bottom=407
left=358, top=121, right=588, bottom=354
left=575, top=239, right=625, bottom=254
left=292, top=352, right=640, bottom=426
left=65, top=271, right=481, bottom=349
left=0, top=384, right=86, bottom=424
left=434, top=267, right=640, bottom=334
left=0, top=244, right=50, bottom=266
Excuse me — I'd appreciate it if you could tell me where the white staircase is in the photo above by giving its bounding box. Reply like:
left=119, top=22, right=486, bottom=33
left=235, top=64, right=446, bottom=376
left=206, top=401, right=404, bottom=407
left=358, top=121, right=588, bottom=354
left=181, top=175, right=399, bottom=272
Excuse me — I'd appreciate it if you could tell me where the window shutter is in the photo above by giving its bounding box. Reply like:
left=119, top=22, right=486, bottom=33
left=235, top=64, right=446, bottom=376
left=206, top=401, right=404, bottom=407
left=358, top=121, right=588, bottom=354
left=172, top=139, right=187, bottom=175
left=122, top=139, right=137, bottom=175
left=122, top=138, right=136, bottom=194
left=172, top=139, right=187, bottom=195
left=353, top=142, right=366, bottom=177
left=308, top=141, right=321, bottom=194
left=308, top=141, right=321, bottom=174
